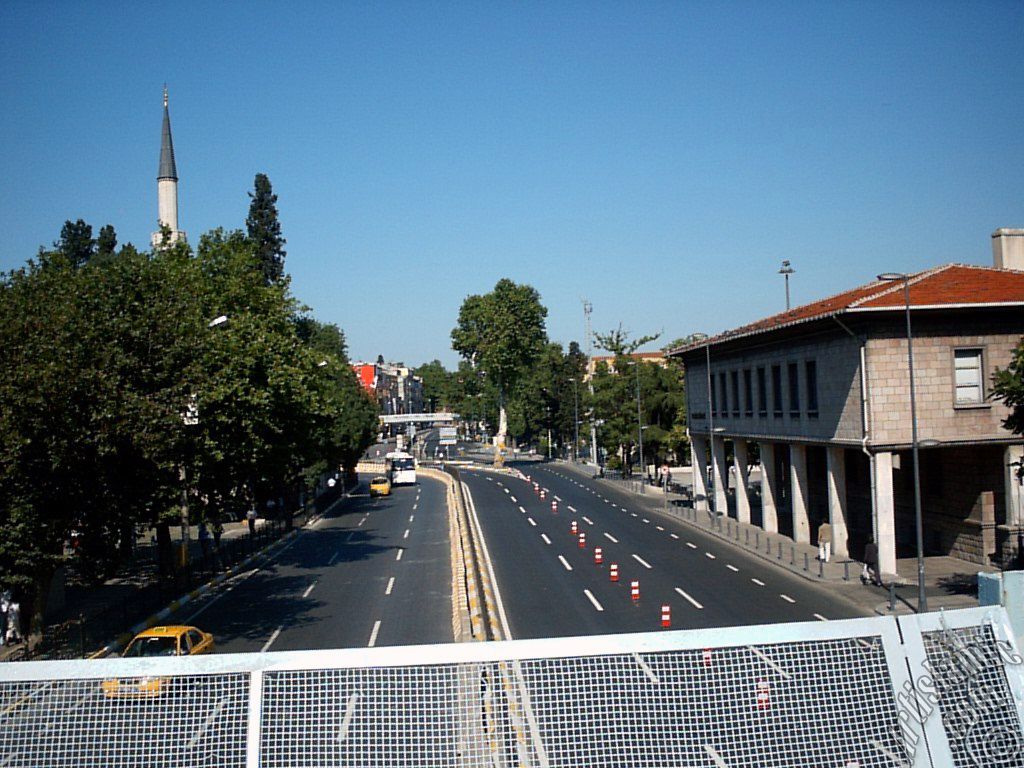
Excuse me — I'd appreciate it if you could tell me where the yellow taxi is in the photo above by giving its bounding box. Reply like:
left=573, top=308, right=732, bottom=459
left=101, top=625, right=214, bottom=697
left=369, top=476, right=392, bottom=497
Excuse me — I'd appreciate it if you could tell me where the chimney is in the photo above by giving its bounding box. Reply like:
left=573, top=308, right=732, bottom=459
left=992, top=228, right=1024, bottom=271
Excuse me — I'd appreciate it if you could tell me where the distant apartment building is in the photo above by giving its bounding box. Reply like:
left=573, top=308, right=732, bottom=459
left=586, top=351, right=667, bottom=380
left=669, top=229, right=1024, bottom=577
left=351, top=359, right=424, bottom=416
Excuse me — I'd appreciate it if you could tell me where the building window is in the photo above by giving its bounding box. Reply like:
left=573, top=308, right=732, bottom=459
left=954, top=348, right=985, bottom=405
left=771, top=365, right=783, bottom=417
left=743, top=369, right=753, bottom=417
left=788, top=362, right=800, bottom=417
left=756, top=367, right=767, bottom=417
left=805, top=360, right=819, bottom=417
left=719, top=372, right=728, bottom=419
left=730, top=371, right=740, bottom=417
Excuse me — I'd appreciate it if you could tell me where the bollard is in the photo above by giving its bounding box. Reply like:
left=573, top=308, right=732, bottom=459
left=803, top=552, right=808, bottom=571
left=818, top=559, right=824, bottom=579
left=571, top=520, right=578, bottom=536
left=594, top=547, right=603, bottom=565
left=631, top=580, right=640, bottom=602
left=552, top=500, right=558, bottom=514
left=610, top=563, right=619, bottom=582
left=888, top=582, right=897, bottom=612
left=843, top=561, right=850, bottom=581
left=755, top=531, right=760, bottom=548
left=746, top=529, right=750, bottom=545
left=578, top=532, right=586, bottom=549
left=792, top=546, right=796, bottom=565
left=661, top=604, right=671, bottom=628
left=778, top=542, right=783, bottom=560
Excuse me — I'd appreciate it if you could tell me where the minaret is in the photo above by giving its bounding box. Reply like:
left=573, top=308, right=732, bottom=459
left=151, top=86, right=186, bottom=247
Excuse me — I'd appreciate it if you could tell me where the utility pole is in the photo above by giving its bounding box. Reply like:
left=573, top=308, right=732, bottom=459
left=584, top=299, right=599, bottom=466
left=636, top=357, right=645, bottom=484
left=779, top=260, right=795, bottom=311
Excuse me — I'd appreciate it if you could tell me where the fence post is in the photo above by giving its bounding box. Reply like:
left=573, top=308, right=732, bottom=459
left=888, top=582, right=898, bottom=612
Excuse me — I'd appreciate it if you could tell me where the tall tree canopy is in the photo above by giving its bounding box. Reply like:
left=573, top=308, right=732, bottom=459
left=246, top=172, right=286, bottom=284
left=451, top=278, right=547, bottom=462
left=993, top=338, right=1024, bottom=467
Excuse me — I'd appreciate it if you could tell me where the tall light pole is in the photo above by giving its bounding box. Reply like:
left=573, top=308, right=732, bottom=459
left=779, top=260, right=795, bottom=311
left=583, top=299, right=598, bottom=466
left=570, top=376, right=580, bottom=462
left=705, top=343, right=715, bottom=515
left=636, top=357, right=645, bottom=482
left=879, top=272, right=926, bottom=612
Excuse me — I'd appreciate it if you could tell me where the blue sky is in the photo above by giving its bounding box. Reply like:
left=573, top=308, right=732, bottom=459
left=2, top=2, right=1022, bottom=367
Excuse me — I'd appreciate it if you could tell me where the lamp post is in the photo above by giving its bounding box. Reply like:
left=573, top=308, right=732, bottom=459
left=636, top=357, right=645, bottom=485
left=779, top=261, right=795, bottom=311
left=878, top=272, right=926, bottom=612
left=570, top=376, right=580, bottom=462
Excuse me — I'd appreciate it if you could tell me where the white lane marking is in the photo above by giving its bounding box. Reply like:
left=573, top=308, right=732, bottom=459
left=413, top=503, right=418, bottom=511
left=582, top=516, right=594, bottom=525
left=630, top=513, right=638, bottom=518
left=186, top=698, right=227, bottom=748
left=261, top=625, right=283, bottom=653
left=486, top=477, right=493, bottom=482
left=686, top=542, right=698, bottom=549
left=358, top=516, right=367, bottom=527
left=814, top=613, right=829, bottom=622
left=510, top=495, right=517, bottom=503
left=704, top=744, right=729, bottom=768
left=726, top=564, right=739, bottom=572
left=670, top=533, right=679, bottom=539
left=385, top=577, right=395, bottom=595
left=558, top=555, right=573, bottom=571
left=396, top=549, right=403, bottom=561
left=567, top=505, right=577, bottom=513
left=675, top=587, right=704, bottom=609
left=338, top=692, right=359, bottom=742
left=632, top=652, right=659, bottom=684
left=368, top=620, right=381, bottom=647
left=642, top=518, right=650, bottom=524
left=503, top=488, right=509, bottom=493
left=752, top=578, right=765, bottom=586
left=328, top=551, right=340, bottom=565
left=528, top=517, right=537, bottom=527
left=584, top=589, right=604, bottom=611
left=656, top=525, right=664, bottom=531
left=519, top=506, right=527, bottom=514
left=302, top=581, right=317, bottom=598
left=632, top=554, right=653, bottom=569
left=345, top=532, right=355, bottom=541
left=409, top=514, right=414, bottom=522
left=403, top=529, right=410, bottom=539
left=541, top=534, right=551, bottom=545
left=705, top=552, right=716, bottom=560
left=780, top=594, right=796, bottom=604
left=610, top=503, right=617, bottom=508
left=604, top=533, right=619, bottom=543
left=748, top=646, right=792, bottom=679
left=554, top=495, right=561, bottom=502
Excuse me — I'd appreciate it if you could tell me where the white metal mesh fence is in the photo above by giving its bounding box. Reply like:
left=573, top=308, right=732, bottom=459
left=2, top=607, right=1022, bottom=767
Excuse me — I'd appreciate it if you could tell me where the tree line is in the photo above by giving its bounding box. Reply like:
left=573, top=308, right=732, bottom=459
left=419, top=279, right=690, bottom=470
left=0, top=175, right=378, bottom=643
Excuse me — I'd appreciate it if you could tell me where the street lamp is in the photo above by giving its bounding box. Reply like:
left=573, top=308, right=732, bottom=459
left=636, top=358, right=645, bottom=486
left=779, top=260, right=795, bottom=311
left=878, top=272, right=926, bottom=612
left=569, top=376, right=580, bottom=463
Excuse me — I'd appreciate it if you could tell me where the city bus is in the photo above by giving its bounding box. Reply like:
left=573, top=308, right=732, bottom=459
left=385, top=451, right=417, bottom=486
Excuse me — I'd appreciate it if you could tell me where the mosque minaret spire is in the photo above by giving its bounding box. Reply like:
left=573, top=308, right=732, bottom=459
left=151, top=85, right=186, bottom=247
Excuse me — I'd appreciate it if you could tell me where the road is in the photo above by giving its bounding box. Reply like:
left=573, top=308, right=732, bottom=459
left=461, top=461, right=865, bottom=640
left=161, top=473, right=453, bottom=652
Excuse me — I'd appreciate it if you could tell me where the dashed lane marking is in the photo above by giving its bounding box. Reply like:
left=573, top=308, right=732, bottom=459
left=328, top=551, right=340, bottom=566
left=528, top=517, right=537, bottom=527
left=558, top=555, right=573, bottom=571
left=656, top=525, right=664, bottom=531
left=261, top=625, right=283, bottom=653
left=604, top=533, right=619, bottom=543
left=395, top=550, right=403, bottom=561
left=519, top=506, right=527, bottom=514
left=632, top=554, right=653, bottom=569
left=403, top=529, right=410, bottom=539
left=726, top=565, right=739, bottom=572
left=686, top=542, right=698, bottom=549
left=568, top=505, right=577, bottom=513
left=670, top=533, right=679, bottom=539
left=582, top=516, right=594, bottom=525
left=780, top=594, right=796, bottom=604
left=409, top=514, right=414, bottom=522
left=752, top=578, right=765, bottom=586
left=705, top=552, right=716, bottom=560
left=302, top=581, right=317, bottom=598
left=541, top=534, right=551, bottom=545
left=368, top=620, right=381, bottom=647
left=510, top=495, right=517, bottom=503
left=385, top=577, right=395, bottom=595
left=814, top=613, right=828, bottom=622
left=675, top=587, right=704, bottom=609
left=358, top=516, right=367, bottom=527
left=584, top=590, right=604, bottom=611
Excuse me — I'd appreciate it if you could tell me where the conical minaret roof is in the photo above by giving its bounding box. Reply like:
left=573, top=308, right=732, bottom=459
left=158, top=86, right=178, bottom=181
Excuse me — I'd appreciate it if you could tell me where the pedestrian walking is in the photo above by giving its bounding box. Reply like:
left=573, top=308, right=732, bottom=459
left=2, top=592, right=22, bottom=645
left=246, top=507, right=257, bottom=536
left=862, top=539, right=880, bottom=586
left=0, top=591, right=8, bottom=648
left=198, top=522, right=211, bottom=563
left=817, top=521, right=833, bottom=563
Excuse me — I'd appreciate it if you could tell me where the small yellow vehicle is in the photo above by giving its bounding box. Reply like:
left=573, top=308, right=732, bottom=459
left=101, top=625, right=214, bottom=697
left=369, top=476, right=392, bottom=497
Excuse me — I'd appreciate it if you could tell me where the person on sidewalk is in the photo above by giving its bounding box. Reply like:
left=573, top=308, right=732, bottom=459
left=246, top=506, right=257, bottom=536
left=0, top=592, right=7, bottom=647
left=198, top=522, right=211, bottom=563
left=817, top=521, right=832, bottom=563
left=862, top=539, right=880, bottom=586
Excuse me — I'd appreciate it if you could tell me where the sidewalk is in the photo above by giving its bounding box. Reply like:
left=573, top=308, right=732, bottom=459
left=558, top=460, right=992, bottom=618
left=0, top=484, right=352, bottom=662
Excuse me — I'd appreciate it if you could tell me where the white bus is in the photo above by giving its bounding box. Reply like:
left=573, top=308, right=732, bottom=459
left=385, top=451, right=417, bottom=486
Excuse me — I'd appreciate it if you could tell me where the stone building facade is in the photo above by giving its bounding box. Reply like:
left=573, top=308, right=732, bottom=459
left=671, top=238, right=1024, bottom=577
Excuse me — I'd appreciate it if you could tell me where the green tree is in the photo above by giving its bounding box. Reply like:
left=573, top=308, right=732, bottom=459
left=451, top=279, right=547, bottom=464
left=95, top=224, right=118, bottom=261
left=993, top=338, right=1024, bottom=478
left=56, top=218, right=95, bottom=267
left=246, top=173, right=286, bottom=284
left=414, top=360, right=457, bottom=412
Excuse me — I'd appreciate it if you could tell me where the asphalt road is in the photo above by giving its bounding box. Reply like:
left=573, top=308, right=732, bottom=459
left=461, top=461, right=866, bottom=640
left=161, top=474, right=453, bottom=653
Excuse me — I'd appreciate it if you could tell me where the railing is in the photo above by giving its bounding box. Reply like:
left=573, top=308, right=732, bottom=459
left=1, top=606, right=1021, bottom=766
